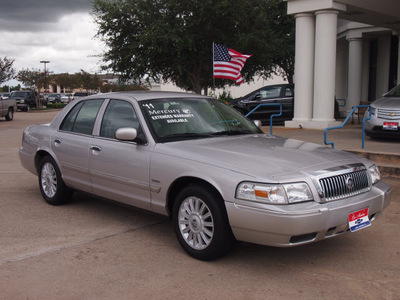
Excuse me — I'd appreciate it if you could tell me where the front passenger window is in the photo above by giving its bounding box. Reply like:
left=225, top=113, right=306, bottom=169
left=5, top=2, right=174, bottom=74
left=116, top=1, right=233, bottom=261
left=100, top=100, right=139, bottom=139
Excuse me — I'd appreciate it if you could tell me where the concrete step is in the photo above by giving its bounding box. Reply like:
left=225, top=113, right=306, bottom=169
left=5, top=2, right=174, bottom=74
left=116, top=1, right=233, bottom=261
left=347, top=150, right=400, bottom=178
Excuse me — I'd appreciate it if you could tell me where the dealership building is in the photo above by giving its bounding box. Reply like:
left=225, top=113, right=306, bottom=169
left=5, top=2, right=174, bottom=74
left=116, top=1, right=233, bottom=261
left=285, top=0, right=400, bottom=129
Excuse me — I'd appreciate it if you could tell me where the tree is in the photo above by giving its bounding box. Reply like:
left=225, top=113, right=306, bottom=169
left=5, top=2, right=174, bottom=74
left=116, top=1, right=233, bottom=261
left=93, top=0, right=295, bottom=94
left=268, top=0, right=295, bottom=84
left=16, top=69, right=47, bottom=107
left=0, top=57, right=16, bottom=85
left=75, top=70, right=104, bottom=91
left=16, top=69, right=46, bottom=90
left=51, top=73, right=80, bottom=92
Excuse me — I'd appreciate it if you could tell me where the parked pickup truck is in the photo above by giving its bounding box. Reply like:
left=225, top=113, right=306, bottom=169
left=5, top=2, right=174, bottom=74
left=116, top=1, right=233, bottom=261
left=0, top=94, right=17, bottom=121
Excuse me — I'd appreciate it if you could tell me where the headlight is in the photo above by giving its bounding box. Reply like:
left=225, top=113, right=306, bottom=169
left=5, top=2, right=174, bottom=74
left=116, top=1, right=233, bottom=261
left=236, top=182, right=313, bottom=205
left=20, top=100, right=25, bottom=103
left=368, top=165, right=381, bottom=184
left=370, top=107, right=376, bottom=115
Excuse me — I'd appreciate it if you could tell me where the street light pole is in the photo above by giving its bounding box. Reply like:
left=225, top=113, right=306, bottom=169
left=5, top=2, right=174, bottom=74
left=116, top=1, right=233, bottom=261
left=40, top=60, right=50, bottom=92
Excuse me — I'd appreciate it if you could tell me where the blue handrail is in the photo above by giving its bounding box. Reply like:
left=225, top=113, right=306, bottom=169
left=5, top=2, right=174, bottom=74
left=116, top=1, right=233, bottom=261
left=245, top=103, right=282, bottom=135
left=324, top=104, right=371, bottom=149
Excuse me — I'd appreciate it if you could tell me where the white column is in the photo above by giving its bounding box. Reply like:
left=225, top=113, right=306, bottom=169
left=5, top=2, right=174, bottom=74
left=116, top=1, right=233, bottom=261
left=291, top=13, right=315, bottom=123
left=397, top=33, right=400, bottom=85
left=346, top=37, right=363, bottom=113
left=312, top=10, right=339, bottom=124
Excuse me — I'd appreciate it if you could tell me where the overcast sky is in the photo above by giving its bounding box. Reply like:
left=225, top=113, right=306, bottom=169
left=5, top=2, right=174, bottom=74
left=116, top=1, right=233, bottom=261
left=0, top=0, right=105, bottom=86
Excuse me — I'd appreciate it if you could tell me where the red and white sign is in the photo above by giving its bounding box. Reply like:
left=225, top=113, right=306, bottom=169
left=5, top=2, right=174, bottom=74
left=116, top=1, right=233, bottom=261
left=349, top=208, right=371, bottom=232
left=383, top=122, right=398, bottom=130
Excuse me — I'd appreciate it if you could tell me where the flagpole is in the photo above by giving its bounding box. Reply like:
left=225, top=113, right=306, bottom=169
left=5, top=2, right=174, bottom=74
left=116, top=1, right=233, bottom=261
left=212, top=42, right=215, bottom=96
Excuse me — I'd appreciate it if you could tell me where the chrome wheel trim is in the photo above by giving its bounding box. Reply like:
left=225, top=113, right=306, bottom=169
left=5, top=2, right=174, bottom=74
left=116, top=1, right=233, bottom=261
left=178, top=196, right=214, bottom=250
left=41, top=162, right=57, bottom=198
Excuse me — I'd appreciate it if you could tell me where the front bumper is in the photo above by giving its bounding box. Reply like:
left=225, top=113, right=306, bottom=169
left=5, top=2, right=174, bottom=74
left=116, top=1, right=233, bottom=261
left=17, top=103, right=28, bottom=110
left=226, top=180, right=391, bottom=247
left=365, top=116, right=400, bottom=138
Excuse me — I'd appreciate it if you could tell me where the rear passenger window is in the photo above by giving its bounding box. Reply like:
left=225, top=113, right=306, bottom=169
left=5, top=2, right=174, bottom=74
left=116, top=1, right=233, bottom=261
left=60, top=99, right=104, bottom=134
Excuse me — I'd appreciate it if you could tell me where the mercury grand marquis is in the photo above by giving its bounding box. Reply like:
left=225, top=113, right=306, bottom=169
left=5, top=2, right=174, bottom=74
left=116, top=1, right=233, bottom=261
left=19, top=91, right=391, bottom=260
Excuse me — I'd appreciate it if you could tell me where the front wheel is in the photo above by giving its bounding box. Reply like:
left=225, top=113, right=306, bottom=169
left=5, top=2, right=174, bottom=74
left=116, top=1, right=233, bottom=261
left=173, top=184, right=235, bottom=260
left=5, top=108, right=13, bottom=121
left=38, top=156, right=72, bottom=205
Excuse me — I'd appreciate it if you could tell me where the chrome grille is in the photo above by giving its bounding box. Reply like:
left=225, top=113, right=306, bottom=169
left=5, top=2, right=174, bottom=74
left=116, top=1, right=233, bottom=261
left=377, top=108, right=400, bottom=120
left=317, top=166, right=370, bottom=201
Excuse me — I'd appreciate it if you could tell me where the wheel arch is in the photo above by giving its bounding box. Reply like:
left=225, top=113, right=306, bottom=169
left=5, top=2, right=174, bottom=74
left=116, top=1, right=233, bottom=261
left=34, top=150, right=55, bottom=173
left=166, top=176, right=225, bottom=218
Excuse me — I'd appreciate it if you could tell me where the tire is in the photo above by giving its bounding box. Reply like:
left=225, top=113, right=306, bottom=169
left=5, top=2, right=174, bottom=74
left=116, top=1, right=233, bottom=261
left=38, top=156, right=72, bottom=205
left=5, top=108, right=13, bottom=121
left=173, top=184, right=235, bottom=260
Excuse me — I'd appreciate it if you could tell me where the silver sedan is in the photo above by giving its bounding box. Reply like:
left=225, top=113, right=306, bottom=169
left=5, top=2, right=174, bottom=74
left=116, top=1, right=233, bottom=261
left=19, top=91, right=391, bottom=260
left=365, top=84, right=400, bottom=138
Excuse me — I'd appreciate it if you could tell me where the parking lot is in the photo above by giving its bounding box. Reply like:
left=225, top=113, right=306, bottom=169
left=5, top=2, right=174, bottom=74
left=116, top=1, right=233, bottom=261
left=1, top=110, right=399, bottom=299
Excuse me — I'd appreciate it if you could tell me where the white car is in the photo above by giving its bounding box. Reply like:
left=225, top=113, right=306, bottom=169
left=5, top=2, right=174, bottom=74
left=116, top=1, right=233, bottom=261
left=365, top=84, right=400, bottom=138
left=60, top=93, right=73, bottom=103
left=19, top=91, right=391, bottom=260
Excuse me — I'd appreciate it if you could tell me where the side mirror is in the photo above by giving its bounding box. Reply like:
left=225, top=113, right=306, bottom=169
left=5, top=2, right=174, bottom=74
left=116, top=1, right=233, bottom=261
left=253, top=120, right=262, bottom=128
left=115, top=127, right=147, bottom=144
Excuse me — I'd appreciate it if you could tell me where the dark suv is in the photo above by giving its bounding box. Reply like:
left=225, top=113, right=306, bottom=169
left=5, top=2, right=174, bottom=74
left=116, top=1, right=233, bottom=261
left=9, top=90, right=37, bottom=112
left=232, top=84, right=294, bottom=124
left=232, top=84, right=340, bottom=124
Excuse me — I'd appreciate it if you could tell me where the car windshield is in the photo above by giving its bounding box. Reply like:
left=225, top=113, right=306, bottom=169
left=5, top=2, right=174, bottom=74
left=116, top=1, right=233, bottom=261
left=74, top=92, right=88, bottom=96
left=11, top=92, right=28, bottom=98
left=140, top=97, right=263, bottom=142
left=386, top=85, right=400, bottom=97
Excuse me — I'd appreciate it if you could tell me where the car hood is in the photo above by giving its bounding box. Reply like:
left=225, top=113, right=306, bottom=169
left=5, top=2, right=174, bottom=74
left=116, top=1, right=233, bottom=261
left=155, top=134, right=365, bottom=180
left=371, top=96, right=400, bottom=109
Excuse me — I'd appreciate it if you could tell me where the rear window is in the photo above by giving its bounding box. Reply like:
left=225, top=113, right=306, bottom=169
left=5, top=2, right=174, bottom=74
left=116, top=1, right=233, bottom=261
left=74, top=92, right=89, bottom=97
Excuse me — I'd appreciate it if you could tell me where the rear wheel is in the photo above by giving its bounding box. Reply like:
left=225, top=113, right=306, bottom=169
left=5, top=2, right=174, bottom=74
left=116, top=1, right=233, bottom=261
left=5, top=108, right=13, bottom=121
left=173, top=184, right=235, bottom=260
left=38, top=156, right=72, bottom=205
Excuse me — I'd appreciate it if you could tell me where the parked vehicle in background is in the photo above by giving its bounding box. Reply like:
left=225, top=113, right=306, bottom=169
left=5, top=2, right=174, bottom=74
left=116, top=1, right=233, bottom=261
left=61, top=93, right=73, bottom=103
left=40, top=94, right=47, bottom=106
left=232, top=84, right=340, bottom=124
left=0, top=94, right=16, bottom=121
left=232, top=84, right=294, bottom=124
left=46, top=93, right=61, bottom=104
left=9, top=90, right=36, bottom=112
left=19, top=91, right=391, bottom=260
left=365, top=84, right=400, bottom=138
left=72, top=92, right=89, bottom=101
left=0, top=92, right=10, bottom=100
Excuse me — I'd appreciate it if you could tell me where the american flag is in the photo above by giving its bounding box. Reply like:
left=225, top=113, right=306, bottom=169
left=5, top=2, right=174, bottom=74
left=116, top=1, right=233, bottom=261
left=213, top=43, right=252, bottom=84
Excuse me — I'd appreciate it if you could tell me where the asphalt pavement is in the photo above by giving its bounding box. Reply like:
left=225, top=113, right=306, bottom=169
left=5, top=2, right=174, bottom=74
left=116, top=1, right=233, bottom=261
left=0, top=110, right=399, bottom=299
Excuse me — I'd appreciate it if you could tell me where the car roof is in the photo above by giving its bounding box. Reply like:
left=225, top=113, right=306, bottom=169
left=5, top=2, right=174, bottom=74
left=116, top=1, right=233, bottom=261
left=84, top=91, right=209, bottom=102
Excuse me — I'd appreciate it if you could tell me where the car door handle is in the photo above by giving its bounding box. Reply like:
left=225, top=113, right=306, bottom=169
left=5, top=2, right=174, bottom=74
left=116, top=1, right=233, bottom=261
left=54, top=138, right=62, bottom=144
left=90, top=145, right=102, bottom=152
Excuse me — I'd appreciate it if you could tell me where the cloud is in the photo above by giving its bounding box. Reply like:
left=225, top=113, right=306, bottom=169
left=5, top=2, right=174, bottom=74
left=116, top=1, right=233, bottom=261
left=0, top=0, right=93, bottom=32
left=0, top=0, right=106, bottom=85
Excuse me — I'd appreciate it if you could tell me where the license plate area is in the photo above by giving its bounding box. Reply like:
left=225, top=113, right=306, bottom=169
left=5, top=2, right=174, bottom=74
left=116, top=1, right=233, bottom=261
left=383, top=122, right=398, bottom=130
left=349, top=208, right=371, bottom=232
